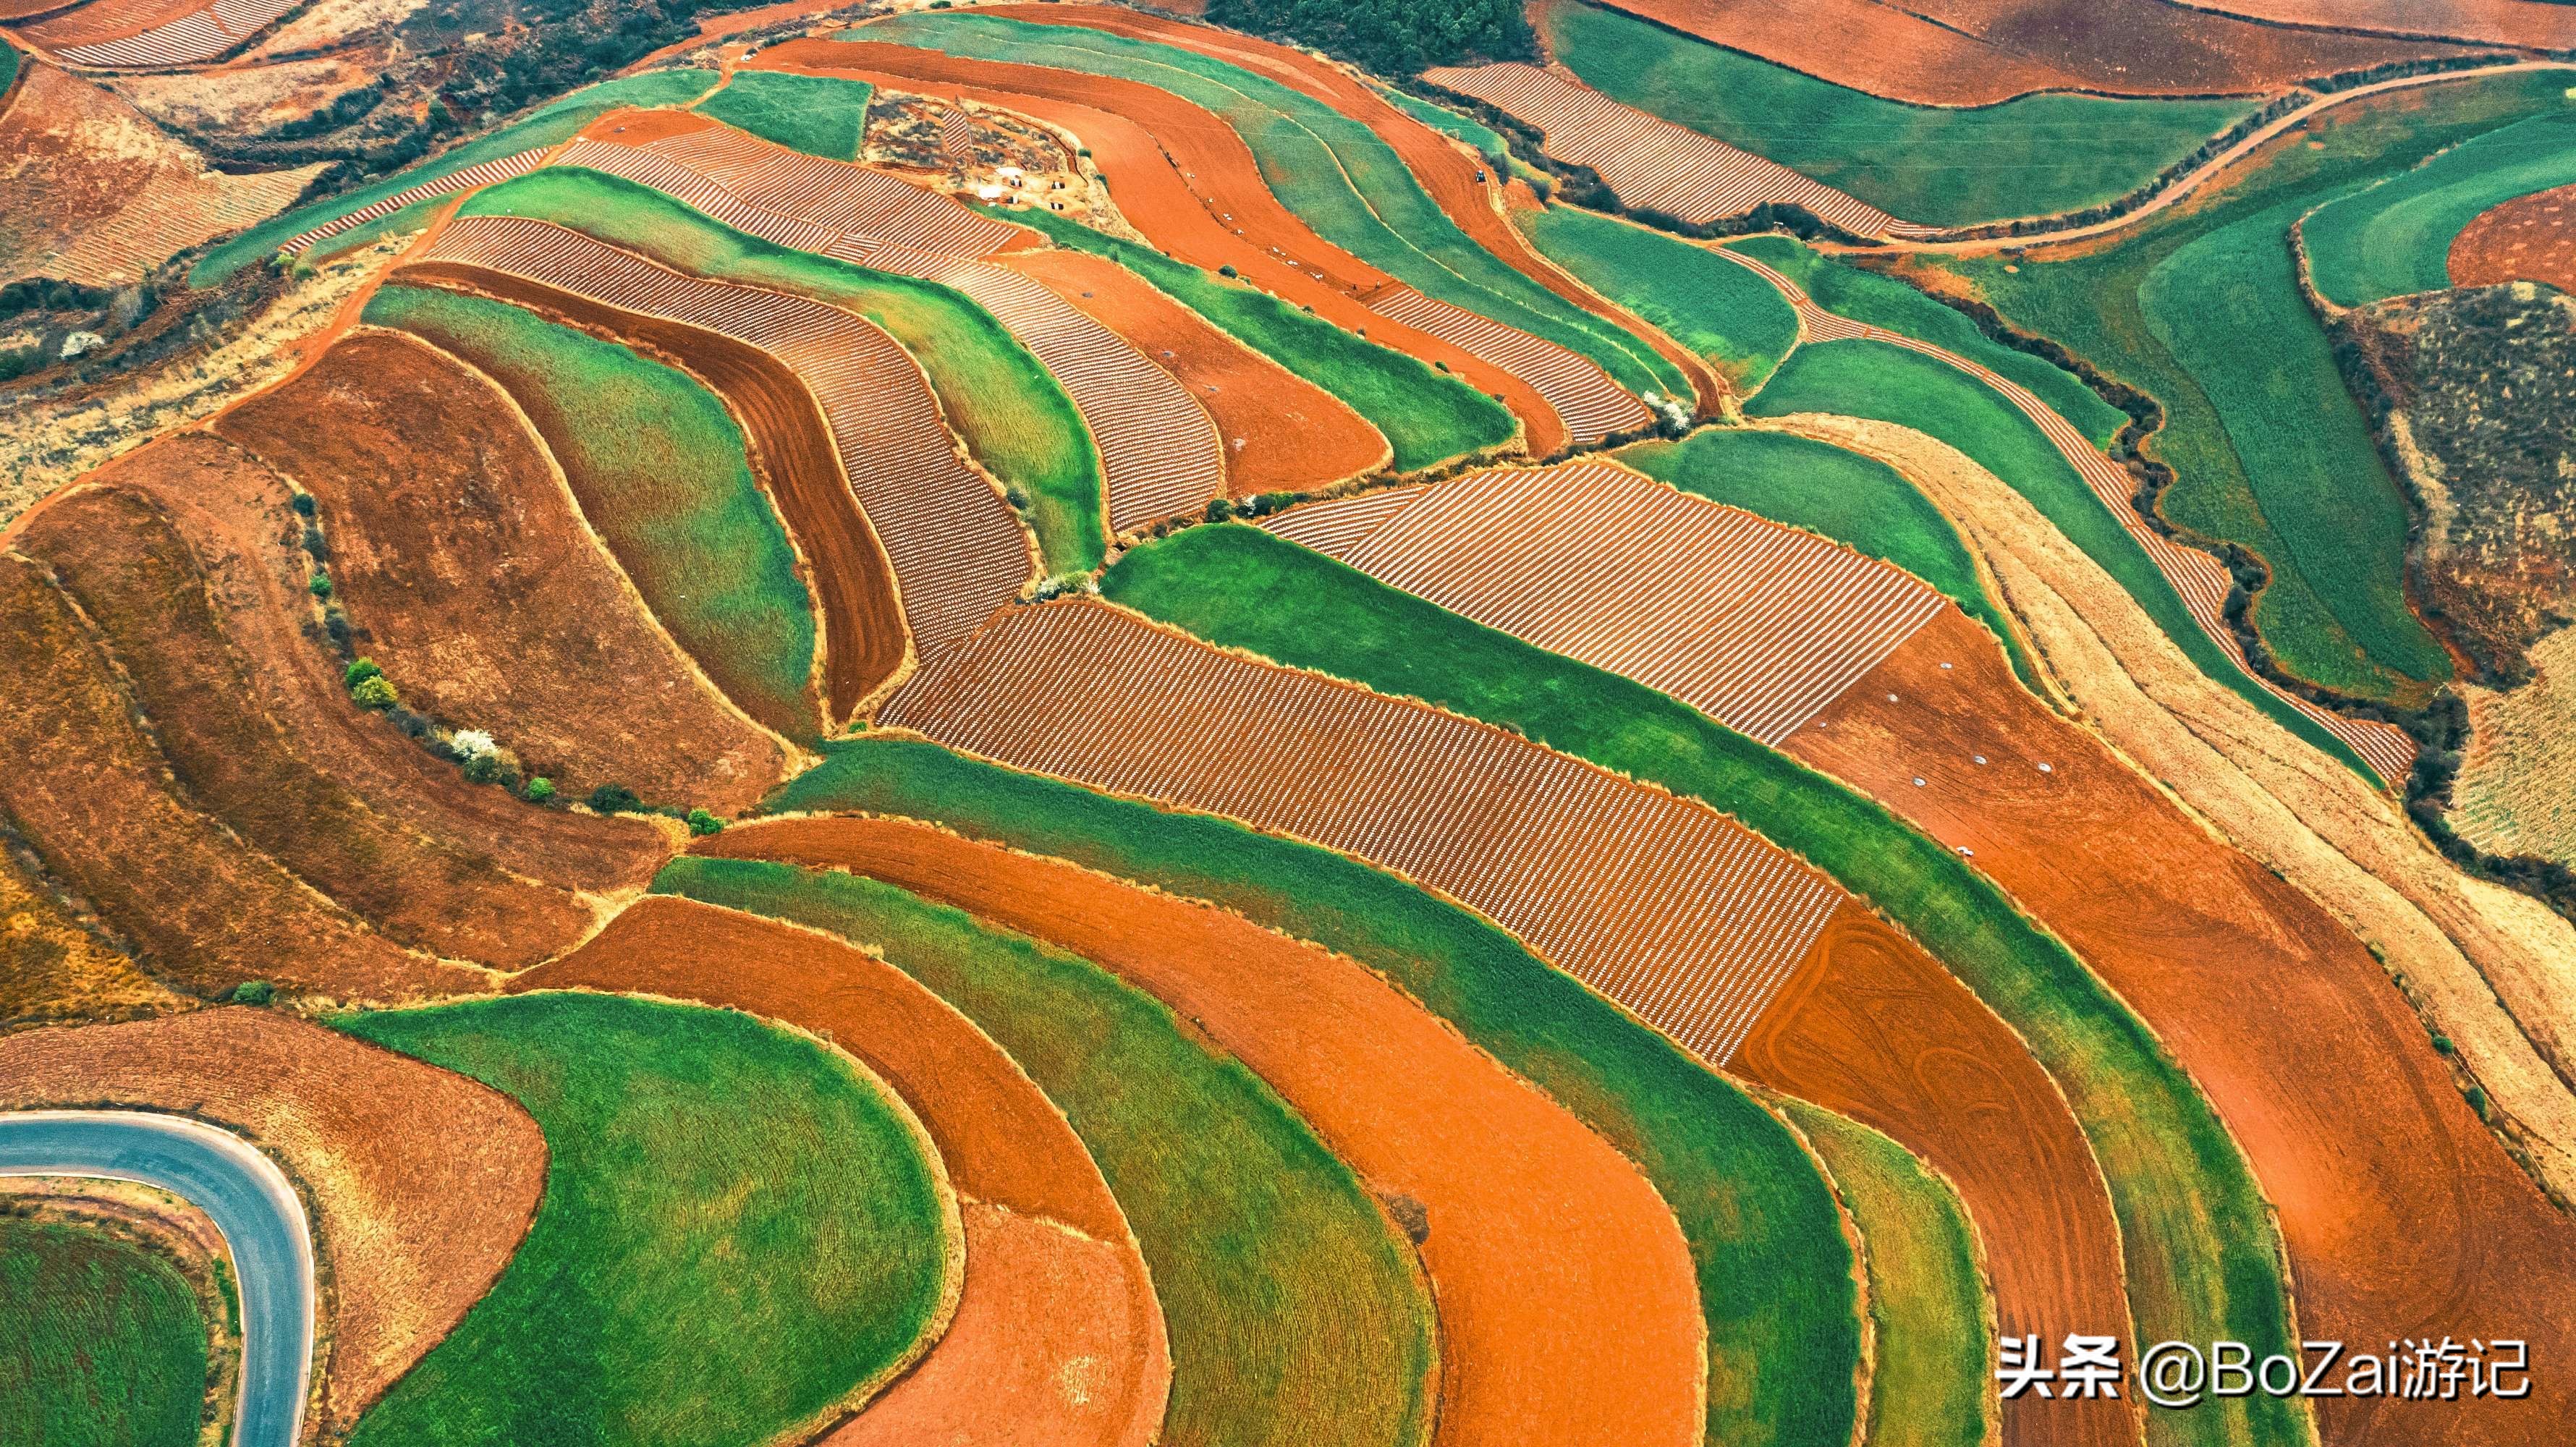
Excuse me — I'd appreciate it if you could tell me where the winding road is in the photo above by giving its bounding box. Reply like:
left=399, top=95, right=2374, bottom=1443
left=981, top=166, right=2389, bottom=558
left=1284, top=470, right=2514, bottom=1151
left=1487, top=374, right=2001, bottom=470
left=0, top=1109, right=314, bottom=1447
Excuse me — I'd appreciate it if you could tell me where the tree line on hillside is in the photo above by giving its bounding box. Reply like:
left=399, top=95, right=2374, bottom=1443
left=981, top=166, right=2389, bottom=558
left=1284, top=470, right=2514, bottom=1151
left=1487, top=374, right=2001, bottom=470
left=1207, top=0, right=1534, bottom=75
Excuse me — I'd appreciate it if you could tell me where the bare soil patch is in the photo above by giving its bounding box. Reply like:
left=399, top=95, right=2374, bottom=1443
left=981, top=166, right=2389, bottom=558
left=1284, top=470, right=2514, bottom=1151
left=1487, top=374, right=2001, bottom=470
left=2450, top=183, right=2576, bottom=293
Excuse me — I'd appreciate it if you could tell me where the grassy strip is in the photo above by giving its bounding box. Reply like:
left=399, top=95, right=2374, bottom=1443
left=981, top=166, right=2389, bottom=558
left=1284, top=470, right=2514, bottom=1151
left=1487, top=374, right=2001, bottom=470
left=1742, top=338, right=2370, bottom=773
left=1370, top=80, right=1508, bottom=161
left=1541, top=1, right=2256, bottom=228
left=1729, top=234, right=2128, bottom=446
left=1930, top=70, right=2570, bottom=701
left=336, top=991, right=952, bottom=1447
left=0, top=38, right=20, bottom=97
left=0, top=1218, right=208, bottom=1447
left=2142, top=202, right=2453, bottom=692
left=653, top=855, right=1439, bottom=1447
left=364, top=284, right=820, bottom=739
left=1100, top=523, right=2308, bottom=1447
left=694, top=71, right=873, bottom=160
left=1522, top=205, right=1797, bottom=391
left=770, top=734, right=1862, bottom=1447
left=1777, top=1100, right=1991, bottom=1447
left=192, top=69, right=713, bottom=287
left=462, top=167, right=1103, bottom=574
left=1004, top=208, right=1513, bottom=471
left=1618, top=427, right=2036, bottom=686
left=857, top=13, right=1689, bottom=399
left=2305, top=109, right=2576, bottom=306
left=302, top=195, right=442, bottom=266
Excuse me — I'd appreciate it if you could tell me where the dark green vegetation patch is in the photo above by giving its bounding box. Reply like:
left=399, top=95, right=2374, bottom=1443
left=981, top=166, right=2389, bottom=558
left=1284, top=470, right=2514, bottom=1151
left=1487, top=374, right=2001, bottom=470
left=0, top=1218, right=211, bottom=1447
left=1522, top=207, right=1796, bottom=391
left=694, top=72, right=874, bottom=161
left=1206, top=0, right=1533, bottom=74
left=335, top=991, right=952, bottom=1447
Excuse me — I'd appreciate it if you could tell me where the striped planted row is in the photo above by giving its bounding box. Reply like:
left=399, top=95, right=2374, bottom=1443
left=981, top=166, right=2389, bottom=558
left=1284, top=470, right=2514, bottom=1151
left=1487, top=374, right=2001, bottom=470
left=417, top=215, right=1034, bottom=661
left=1271, top=463, right=1946, bottom=744
left=1261, top=485, right=1427, bottom=559
left=45, top=0, right=289, bottom=67
left=562, top=131, right=1225, bottom=532
left=1419, top=63, right=1931, bottom=240
left=1370, top=285, right=1651, bottom=448
left=882, top=598, right=1846, bottom=1065
left=1720, top=246, right=2421, bottom=784
left=639, top=123, right=1023, bottom=257
left=279, top=148, right=554, bottom=258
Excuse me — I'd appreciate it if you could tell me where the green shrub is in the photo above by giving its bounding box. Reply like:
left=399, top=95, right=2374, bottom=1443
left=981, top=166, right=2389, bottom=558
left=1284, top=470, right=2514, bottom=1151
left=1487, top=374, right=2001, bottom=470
left=351, top=676, right=399, bottom=710
left=230, top=980, right=276, bottom=1006
left=462, top=752, right=502, bottom=784
left=687, top=807, right=726, bottom=836
left=307, top=574, right=333, bottom=599
left=344, top=658, right=383, bottom=687
left=588, top=784, right=643, bottom=815
left=525, top=777, right=557, bottom=805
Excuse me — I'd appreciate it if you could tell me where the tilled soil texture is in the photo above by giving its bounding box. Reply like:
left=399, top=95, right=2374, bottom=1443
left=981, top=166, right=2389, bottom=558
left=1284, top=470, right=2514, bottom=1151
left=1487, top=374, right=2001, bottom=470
left=1740, top=904, right=2132, bottom=1447
left=518, top=894, right=1169, bottom=1447
left=14, top=484, right=596, bottom=970
left=702, top=813, right=1708, bottom=1447
left=753, top=41, right=1558, bottom=456
left=0, top=1007, right=547, bottom=1434
left=2449, top=183, right=2576, bottom=292
left=93, top=430, right=669, bottom=902
left=2161, top=0, right=2576, bottom=50
left=1003, top=4, right=1720, bottom=412
left=1789, top=604, right=2576, bottom=1440
left=204, top=331, right=788, bottom=816
left=999, top=247, right=1387, bottom=496
left=0, top=548, right=472, bottom=1001
left=0, top=60, right=323, bottom=286
left=1571, top=0, right=2480, bottom=106
left=387, top=269, right=910, bottom=726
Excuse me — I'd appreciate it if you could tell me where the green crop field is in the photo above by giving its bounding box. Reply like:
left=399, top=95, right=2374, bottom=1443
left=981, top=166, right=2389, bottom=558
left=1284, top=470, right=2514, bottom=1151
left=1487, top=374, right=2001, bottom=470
left=2305, top=109, right=2576, bottom=306
left=695, top=72, right=873, bottom=160
left=1929, top=69, right=2569, bottom=703
left=857, top=13, right=1690, bottom=402
left=1617, top=428, right=2035, bottom=685
left=653, top=857, right=1438, bottom=1447
left=334, top=992, right=950, bottom=1447
left=1522, top=207, right=1797, bottom=391
left=1373, top=81, right=1509, bottom=162
left=366, top=283, right=821, bottom=739
left=0, top=39, right=21, bottom=98
left=1005, top=208, right=1514, bottom=470
left=302, top=195, right=443, bottom=266
left=1777, top=1100, right=1989, bottom=1447
left=1540, top=1, right=2258, bottom=228
left=2143, top=201, right=2453, bottom=692
left=1101, top=522, right=2309, bottom=1447
left=1742, top=336, right=2371, bottom=773
left=768, top=734, right=1863, bottom=1447
left=462, top=168, right=1104, bottom=574
left=0, top=1218, right=209, bottom=1447
left=192, top=69, right=716, bottom=287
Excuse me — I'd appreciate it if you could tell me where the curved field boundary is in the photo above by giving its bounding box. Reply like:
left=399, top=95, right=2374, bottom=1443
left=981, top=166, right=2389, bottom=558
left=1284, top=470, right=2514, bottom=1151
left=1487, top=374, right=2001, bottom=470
left=1368, top=285, right=1651, bottom=447
left=1721, top=245, right=2420, bottom=784
left=1262, top=484, right=1427, bottom=556
left=1420, top=62, right=1927, bottom=239
left=881, top=598, right=1844, bottom=1065
left=1268, top=462, right=1946, bottom=745
left=0, top=1111, right=312, bottom=1447
left=37, top=0, right=290, bottom=67
left=554, top=136, right=1225, bottom=532
left=280, top=148, right=554, bottom=259
left=636, top=118, right=1022, bottom=257
left=2303, top=109, right=2576, bottom=306
left=415, top=214, right=1033, bottom=663
left=2450, top=181, right=2576, bottom=290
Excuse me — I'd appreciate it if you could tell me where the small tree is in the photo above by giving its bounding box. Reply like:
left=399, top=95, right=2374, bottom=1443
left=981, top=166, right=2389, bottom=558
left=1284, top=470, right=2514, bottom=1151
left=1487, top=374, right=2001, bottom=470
left=524, top=777, right=556, bottom=805
left=308, top=573, right=333, bottom=599
left=344, top=658, right=383, bottom=688
left=351, top=676, right=398, bottom=710
left=229, top=980, right=275, bottom=1006
left=686, top=808, right=726, bottom=836
left=588, top=783, right=643, bottom=815
left=461, top=752, right=501, bottom=784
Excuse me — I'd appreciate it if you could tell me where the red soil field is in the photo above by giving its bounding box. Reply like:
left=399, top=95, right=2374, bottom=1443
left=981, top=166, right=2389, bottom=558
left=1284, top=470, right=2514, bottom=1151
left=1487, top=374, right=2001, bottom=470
left=1268, top=462, right=1947, bottom=744
left=14, top=484, right=596, bottom=970
left=0, top=1007, right=546, bottom=1432
left=520, top=894, right=1169, bottom=1447
left=999, top=247, right=1389, bottom=495
left=1740, top=905, right=2132, bottom=1447
left=755, top=40, right=1563, bottom=455
left=2449, top=182, right=2576, bottom=292
left=389, top=268, right=910, bottom=725
left=0, top=546, right=480, bottom=1002
left=209, top=331, right=789, bottom=815
left=703, top=813, right=1708, bottom=1447
left=2166, top=0, right=2576, bottom=51
left=881, top=599, right=1844, bottom=1066
left=1572, top=0, right=2478, bottom=106
left=1787, top=605, right=2576, bottom=1442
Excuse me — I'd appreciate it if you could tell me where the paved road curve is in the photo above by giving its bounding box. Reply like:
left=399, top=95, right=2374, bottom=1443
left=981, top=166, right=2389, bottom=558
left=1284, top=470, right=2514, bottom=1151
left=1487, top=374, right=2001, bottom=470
left=0, top=1110, right=315, bottom=1447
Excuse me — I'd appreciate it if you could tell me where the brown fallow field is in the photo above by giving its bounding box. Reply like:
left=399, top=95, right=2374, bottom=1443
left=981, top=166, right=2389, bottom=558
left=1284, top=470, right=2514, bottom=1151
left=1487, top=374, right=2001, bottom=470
left=2449, top=183, right=2576, bottom=292
left=410, top=213, right=1035, bottom=667
left=1792, top=604, right=2576, bottom=1442
left=520, top=894, right=1169, bottom=1447
left=0, top=59, right=322, bottom=286
left=706, top=812, right=1711, bottom=1447
left=0, top=1008, right=547, bottom=1433
left=1565, top=0, right=2483, bottom=106
left=211, top=330, right=792, bottom=816
left=998, top=247, right=1389, bottom=496
left=758, top=41, right=1564, bottom=454
left=2164, top=0, right=2576, bottom=50
left=879, top=596, right=2130, bottom=1417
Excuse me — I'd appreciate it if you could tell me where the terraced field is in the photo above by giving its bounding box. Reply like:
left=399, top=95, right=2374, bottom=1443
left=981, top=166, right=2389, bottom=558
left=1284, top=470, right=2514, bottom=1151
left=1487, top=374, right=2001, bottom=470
left=2305, top=109, right=2576, bottom=306
left=1518, top=206, right=1797, bottom=391
left=693, top=70, right=872, bottom=160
